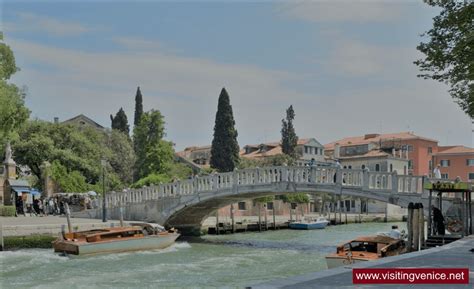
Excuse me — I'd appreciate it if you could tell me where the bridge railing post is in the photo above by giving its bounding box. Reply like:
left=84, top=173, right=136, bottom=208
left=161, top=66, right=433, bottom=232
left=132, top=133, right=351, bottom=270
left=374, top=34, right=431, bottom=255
left=362, top=168, right=369, bottom=190
left=335, top=168, right=342, bottom=184
left=391, top=171, right=398, bottom=194
left=282, top=167, right=288, bottom=182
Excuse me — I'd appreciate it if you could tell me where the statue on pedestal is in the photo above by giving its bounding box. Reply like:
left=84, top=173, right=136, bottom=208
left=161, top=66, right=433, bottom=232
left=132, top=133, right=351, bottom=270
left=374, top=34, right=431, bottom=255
left=4, top=141, right=14, bottom=164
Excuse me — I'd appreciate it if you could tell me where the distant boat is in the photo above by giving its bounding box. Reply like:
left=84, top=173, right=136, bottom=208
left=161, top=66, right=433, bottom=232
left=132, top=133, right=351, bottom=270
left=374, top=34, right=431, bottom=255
left=325, top=235, right=406, bottom=269
left=289, top=217, right=329, bottom=230
left=53, top=222, right=180, bottom=256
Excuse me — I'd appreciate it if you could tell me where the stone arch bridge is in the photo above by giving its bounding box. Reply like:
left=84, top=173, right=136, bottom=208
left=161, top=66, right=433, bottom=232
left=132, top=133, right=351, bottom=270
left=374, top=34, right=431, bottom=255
left=73, top=166, right=452, bottom=235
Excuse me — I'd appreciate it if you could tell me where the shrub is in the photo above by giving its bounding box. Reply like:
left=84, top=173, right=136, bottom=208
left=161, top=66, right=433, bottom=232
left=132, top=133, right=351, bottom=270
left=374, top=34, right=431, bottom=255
left=0, top=205, right=16, bottom=216
left=4, top=235, right=56, bottom=249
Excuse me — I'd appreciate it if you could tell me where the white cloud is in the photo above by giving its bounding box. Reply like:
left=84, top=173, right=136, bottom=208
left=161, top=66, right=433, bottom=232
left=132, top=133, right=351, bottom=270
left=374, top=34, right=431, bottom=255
left=4, top=12, right=90, bottom=36
left=276, top=0, right=404, bottom=23
left=324, top=39, right=414, bottom=77
left=9, top=38, right=309, bottom=149
left=113, top=37, right=163, bottom=51
left=8, top=37, right=472, bottom=150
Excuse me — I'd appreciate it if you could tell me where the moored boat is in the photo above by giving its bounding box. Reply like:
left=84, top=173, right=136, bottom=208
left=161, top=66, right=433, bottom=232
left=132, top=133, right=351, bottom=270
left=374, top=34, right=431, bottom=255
left=53, top=222, right=180, bottom=256
left=289, top=217, right=329, bottom=230
left=325, top=235, right=406, bottom=269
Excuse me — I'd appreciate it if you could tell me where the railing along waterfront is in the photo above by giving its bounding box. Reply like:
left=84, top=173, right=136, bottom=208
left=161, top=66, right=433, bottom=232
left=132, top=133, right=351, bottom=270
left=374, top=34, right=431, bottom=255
left=100, top=166, right=430, bottom=208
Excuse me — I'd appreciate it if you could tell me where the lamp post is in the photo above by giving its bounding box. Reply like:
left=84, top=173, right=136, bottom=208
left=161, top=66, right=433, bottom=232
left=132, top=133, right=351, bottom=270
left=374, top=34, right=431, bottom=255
left=101, top=159, right=107, bottom=222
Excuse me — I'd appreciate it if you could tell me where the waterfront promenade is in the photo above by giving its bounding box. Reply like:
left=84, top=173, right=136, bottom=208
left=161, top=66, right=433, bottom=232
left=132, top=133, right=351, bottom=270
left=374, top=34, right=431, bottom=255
left=1, top=216, right=129, bottom=237
left=252, top=235, right=474, bottom=289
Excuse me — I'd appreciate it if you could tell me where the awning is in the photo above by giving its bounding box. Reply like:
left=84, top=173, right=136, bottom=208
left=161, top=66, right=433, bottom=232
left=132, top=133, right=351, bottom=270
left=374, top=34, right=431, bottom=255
left=30, top=190, right=41, bottom=196
left=11, top=186, right=31, bottom=194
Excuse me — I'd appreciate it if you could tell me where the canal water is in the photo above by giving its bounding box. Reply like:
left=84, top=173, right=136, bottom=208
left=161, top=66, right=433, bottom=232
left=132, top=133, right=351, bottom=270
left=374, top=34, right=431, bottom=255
left=0, top=222, right=405, bottom=288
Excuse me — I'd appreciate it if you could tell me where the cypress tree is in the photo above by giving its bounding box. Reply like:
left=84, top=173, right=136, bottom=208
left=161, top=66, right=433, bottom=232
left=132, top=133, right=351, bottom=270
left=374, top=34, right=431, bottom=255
left=281, top=105, right=298, bottom=158
left=134, top=86, right=143, bottom=127
left=110, top=107, right=130, bottom=135
left=210, top=87, right=240, bottom=172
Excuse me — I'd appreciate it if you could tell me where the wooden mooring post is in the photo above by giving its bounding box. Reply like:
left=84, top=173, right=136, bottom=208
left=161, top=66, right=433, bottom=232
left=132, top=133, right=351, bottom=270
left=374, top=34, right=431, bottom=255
left=0, top=222, right=4, bottom=251
left=413, top=203, right=420, bottom=251
left=230, top=204, right=235, bottom=233
left=419, top=203, right=425, bottom=248
left=407, top=202, right=414, bottom=252
left=272, top=205, right=276, bottom=230
left=216, top=210, right=219, bottom=235
left=65, top=203, right=72, bottom=233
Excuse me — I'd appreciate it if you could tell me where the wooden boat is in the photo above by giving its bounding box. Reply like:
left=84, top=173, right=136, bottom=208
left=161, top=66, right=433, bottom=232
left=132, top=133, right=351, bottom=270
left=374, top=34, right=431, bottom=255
left=325, top=235, right=406, bottom=269
left=53, top=223, right=180, bottom=256
left=289, top=217, right=329, bottom=230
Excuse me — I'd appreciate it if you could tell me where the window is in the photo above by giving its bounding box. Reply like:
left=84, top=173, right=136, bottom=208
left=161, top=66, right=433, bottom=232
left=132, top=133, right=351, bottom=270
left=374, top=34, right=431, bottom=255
left=440, top=160, right=450, bottom=167
left=361, top=164, right=366, bottom=170
left=429, top=160, right=432, bottom=171
left=407, top=145, right=413, bottom=152
left=314, top=148, right=318, bottom=155
left=467, top=159, right=474, bottom=166
left=441, top=173, right=449, bottom=179
left=375, top=164, right=380, bottom=172
left=428, top=147, right=432, bottom=154
left=267, top=202, right=274, bottom=210
left=408, top=160, right=413, bottom=169
left=469, top=173, right=474, bottom=181
left=348, top=165, right=352, bottom=169
left=389, top=164, right=393, bottom=172
left=238, top=202, right=246, bottom=210
left=351, top=200, right=355, bottom=208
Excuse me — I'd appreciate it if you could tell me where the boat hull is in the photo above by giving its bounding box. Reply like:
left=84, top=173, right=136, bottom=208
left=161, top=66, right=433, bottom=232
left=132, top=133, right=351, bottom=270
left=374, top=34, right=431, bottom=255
left=54, top=233, right=180, bottom=256
left=289, top=221, right=329, bottom=230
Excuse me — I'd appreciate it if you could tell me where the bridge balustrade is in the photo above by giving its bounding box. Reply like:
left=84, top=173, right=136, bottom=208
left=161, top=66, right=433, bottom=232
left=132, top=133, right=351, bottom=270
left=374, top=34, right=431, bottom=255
left=341, top=169, right=364, bottom=187
left=98, top=166, right=439, bottom=209
left=398, top=175, right=423, bottom=193
left=368, top=172, right=392, bottom=190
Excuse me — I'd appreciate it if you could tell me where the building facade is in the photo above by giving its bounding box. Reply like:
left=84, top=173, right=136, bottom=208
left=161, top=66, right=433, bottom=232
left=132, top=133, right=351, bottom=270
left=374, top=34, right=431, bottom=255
left=432, top=146, right=474, bottom=182
left=325, top=132, right=438, bottom=176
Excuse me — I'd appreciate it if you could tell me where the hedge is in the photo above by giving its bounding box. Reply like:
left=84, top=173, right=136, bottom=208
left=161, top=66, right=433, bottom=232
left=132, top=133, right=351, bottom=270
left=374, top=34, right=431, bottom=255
left=4, top=235, right=56, bottom=249
left=0, top=205, right=16, bottom=216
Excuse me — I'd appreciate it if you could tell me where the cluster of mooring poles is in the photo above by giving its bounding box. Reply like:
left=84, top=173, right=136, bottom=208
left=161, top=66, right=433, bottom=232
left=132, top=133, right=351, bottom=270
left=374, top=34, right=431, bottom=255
left=406, top=202, right=425, bottom=252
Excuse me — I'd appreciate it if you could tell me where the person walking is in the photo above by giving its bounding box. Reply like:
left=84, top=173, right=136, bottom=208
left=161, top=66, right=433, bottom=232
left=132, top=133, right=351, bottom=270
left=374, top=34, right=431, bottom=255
left=433, top=164, right=442, bottom=179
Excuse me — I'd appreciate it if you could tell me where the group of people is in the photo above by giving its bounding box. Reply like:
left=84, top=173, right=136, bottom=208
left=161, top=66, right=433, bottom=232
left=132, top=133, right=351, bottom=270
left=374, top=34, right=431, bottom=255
left=14, top=193, right=99, bottom=217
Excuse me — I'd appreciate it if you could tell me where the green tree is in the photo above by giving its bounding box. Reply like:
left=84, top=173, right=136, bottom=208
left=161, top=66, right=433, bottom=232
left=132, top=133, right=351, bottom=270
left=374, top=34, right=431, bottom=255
left=280, top=193, right=310, bottom=204
left=133, top=109, right=175, bottom=180
left=106, top=130, right=136, bottom=185
left=134, top=86, right=143, bottom=127
left=210, top=87, right=240, bottom=172
left=110, top=107, right=130, bottom=135
left=415, top=0, right=474, bottom=117
left=281, top=105, right=298, bottom=159
left=13, top=120, right=132, bottom=191
left=0, top=34, right=30, bottom=153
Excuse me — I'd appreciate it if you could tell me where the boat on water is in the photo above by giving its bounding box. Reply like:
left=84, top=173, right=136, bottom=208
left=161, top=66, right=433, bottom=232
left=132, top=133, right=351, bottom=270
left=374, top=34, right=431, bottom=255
left=289, top=217, right=329, bottom=230
left=53, top=222, right=180, bottom=256
left=325, top=235, right=406, bottom=269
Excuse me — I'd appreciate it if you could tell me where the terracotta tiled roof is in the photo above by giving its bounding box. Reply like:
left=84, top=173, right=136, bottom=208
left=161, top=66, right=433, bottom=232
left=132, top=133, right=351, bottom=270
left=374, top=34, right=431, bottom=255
left=325, top=132, right=438, bottom=150
left=338, top=149, right=393, bottom=160
left=241, top=146, right=283, bottom=159
left=434, top=145, right=474, bottom=155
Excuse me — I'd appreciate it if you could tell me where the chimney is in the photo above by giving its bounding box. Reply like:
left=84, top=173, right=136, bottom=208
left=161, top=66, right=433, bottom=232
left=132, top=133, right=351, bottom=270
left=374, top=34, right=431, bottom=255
left=54, top=117, right=59, bottom=124
left=334, top=143, right=340, bottom=159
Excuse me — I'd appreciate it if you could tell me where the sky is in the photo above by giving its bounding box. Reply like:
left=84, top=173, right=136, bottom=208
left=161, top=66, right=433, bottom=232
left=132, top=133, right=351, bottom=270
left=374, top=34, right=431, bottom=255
left=1, top=0, right=472, bottom=150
